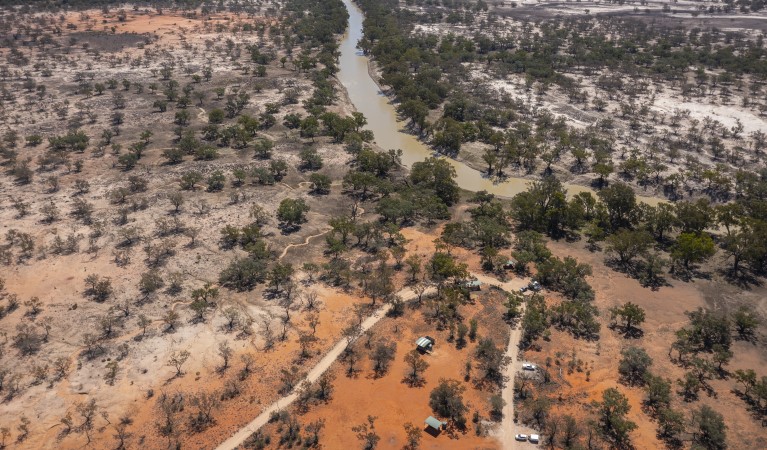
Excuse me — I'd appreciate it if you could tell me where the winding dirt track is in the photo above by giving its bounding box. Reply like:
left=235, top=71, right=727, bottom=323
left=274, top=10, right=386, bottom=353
left=277, top=229, right=331, bottom=259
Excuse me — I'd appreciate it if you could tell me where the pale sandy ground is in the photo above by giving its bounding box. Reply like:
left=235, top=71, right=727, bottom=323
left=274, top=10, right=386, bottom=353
left=406, top=0, right=767, bottom=191
left=651, top=96, right=767, bottom=135
left=0, top=6, right=362, bottom=449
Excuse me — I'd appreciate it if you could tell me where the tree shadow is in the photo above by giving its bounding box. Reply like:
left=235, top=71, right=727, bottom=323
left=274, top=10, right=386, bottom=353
left=279, top=224, right=302, bottom=235
left=720, top=268, right=763, bottom=289
left=731, top=389, right=767, bottom=421
left=262, top=289, right=283, bottom=301
left=603, top=257, right=636, bottom=275
left=586, top=242, right=603, bottom=252
left=656, top=433, right=684, bottom=449
left=670, top=266, right=711, bottom=283
left=662, top=184, right=684, bottom=201
left=714, top=367, right=731, bottom=380
left=638, top=276, right=671, bottom=291
left=165, top=284, right=183, bottom=297
left=163, top=372, right=184, bottom=385
left=563, top=231, right=582, bottom=243
left=605, top=257, right=671, bottom=290
left=609, top=323, right=645, bottom=339
left=590, top=177, right=608, bottom=189
left=444, top=421, right=468, bottom=438
left=402, top=376, right=427, bottom=388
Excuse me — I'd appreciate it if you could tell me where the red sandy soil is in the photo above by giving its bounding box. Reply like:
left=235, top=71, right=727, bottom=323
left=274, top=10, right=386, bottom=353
left=252, top=224, right=513, bottom=449
left=81, top=286, right=372, bottom=450
left=289, top=306, right=503, bottom=450
left=519, top=239, right=767, bottom=450
left=65, top=8, right=265, bottom=40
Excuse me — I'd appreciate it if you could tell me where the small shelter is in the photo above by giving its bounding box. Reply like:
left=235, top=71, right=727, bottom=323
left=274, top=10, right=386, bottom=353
left=424, top=416, right=446, bottom=431
left=503, top=258, right=518, bottom=270
left=415, top=336, right=434, bottom=352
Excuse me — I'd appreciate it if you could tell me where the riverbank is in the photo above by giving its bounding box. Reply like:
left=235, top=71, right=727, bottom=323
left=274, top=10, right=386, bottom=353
left=342, top=0, right=767, bottom=207
left=336, top=0, right=668, bottom=206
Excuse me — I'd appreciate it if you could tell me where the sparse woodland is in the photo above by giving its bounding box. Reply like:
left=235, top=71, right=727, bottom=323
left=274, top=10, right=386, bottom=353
left=353, top=0, right=767, bottom=449
left=0, top=0, right=406, bottom=447
left=0, top=0, right=513, bottom=448
left=360, top=0, right=767, bottom=203
left=0, top=0, right=766, bottom=449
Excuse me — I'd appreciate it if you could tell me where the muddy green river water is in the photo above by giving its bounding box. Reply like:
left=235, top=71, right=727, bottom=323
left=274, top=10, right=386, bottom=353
left=336, top=0, right=664, bottom=206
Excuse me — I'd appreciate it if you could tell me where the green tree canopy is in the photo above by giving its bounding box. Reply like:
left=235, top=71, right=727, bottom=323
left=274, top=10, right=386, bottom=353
left=594, top=388, right=638, bottom=446
left=277, top=198, right=310, bottom=230
left=410, top=157, right=459, bottom=206
left=598, top=182, right=637, bottom=230
left=671, top=233, right=716, bottom=271
left=429, top=378, right=467, bottom=425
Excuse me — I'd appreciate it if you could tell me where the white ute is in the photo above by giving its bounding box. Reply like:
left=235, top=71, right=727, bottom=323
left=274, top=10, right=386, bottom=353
left=522, top=363, right=537, bottom=371
left=514, top=434, right=528, bottom=441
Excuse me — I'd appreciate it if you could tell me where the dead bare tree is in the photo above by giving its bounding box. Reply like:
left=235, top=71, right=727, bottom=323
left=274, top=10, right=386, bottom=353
left=217, top=341, right=232, bottom=372
left=303, top=290, right=320, bottom=310
left=189, top=390, right=220, bottom=432
left=156, top=391, right=185, bottom=440
left=239, top=353, right=255, bottom=380
left=75, top=398, right=99, bottom=444
left=306, top=312, right=320, bottom=336
left=261, top=317, right=276, bottom=351
left=112, top=415, right=133, bottom=450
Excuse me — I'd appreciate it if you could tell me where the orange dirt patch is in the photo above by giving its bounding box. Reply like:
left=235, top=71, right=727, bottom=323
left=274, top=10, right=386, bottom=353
left=515, top=238, right=767, bottom=450
left=111, top=286, right=370, bottom=450
left=252, top=225, right=514, bottom=449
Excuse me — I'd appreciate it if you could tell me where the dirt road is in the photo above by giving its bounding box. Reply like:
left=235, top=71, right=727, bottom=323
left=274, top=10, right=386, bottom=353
left=214, top=285, right=430, bottom=450
left=215, top=273, right=534, bottom=450
left=471, top=273, right=538, bottom=449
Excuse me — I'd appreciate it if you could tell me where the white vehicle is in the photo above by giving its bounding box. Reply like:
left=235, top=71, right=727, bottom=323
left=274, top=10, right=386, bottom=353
left=514, top=434, right=528, bottom=441
left=529, top=434, right=540, bottom=443
left=522, top=363, right=537, bottom=371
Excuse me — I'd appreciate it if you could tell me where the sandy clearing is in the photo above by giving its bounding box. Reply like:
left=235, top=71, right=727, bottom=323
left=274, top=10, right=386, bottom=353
left=215, top=269, right=523, bottom=449
left=652, top=96, right=767, bottom=135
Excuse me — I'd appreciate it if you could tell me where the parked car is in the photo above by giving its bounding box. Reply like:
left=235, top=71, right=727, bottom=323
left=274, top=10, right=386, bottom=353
left=529, top=434, right=540, bottom=443
left=519, top=286, right=528, bottom=293
left=529, top=281, right=542, bottom=291
left=522, top=363, right=537, bottom=371
left=515, top=434, right=528, bottom=441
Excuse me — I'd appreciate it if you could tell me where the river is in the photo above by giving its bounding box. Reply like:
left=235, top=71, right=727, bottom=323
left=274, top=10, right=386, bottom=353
left=336, top=0, right=664, bottom=205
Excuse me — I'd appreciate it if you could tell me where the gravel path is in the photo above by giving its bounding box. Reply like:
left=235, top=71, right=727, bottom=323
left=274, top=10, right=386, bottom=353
left=471, top=273, right=538, bottom=449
